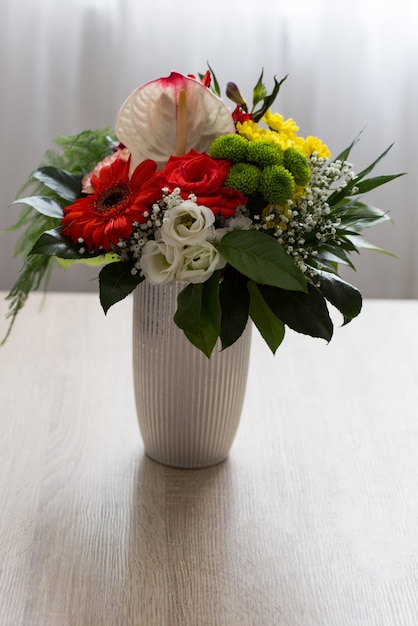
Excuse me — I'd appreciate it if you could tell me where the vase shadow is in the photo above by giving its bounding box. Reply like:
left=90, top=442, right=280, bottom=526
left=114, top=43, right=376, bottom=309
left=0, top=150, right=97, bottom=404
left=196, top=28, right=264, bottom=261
left=123, top=452, right=239, bottom=624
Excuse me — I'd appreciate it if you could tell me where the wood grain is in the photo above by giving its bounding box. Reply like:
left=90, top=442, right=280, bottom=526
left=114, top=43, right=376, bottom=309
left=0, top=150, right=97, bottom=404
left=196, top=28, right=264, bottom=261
left=1, top=292, right=418, bottom=625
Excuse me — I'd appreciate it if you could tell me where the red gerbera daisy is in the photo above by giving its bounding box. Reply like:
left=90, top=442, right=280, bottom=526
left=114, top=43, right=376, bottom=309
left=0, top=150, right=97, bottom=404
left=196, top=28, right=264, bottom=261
left=61, top=157, right=163, bottom=252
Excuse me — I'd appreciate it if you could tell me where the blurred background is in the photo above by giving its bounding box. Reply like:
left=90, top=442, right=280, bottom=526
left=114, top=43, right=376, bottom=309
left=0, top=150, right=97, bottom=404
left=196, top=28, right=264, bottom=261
left=0, top=0, right=417, bottom=297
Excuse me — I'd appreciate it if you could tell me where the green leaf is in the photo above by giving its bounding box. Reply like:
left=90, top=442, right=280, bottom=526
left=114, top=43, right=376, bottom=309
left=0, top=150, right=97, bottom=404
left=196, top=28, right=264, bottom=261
left=219, top=267, right=250, bottom=349
left=252, top=69, right=268, bottom=109
left=328, top=144, right=402, bottom=207
left=99, top=262, right=143, bottom=314
left=333, top=199, right=389, bottom=222
left=354, top=173, right=405, bottom=194
left=259, top=283, right=333, bottom=341
left=174, top=272, right=221, bottom=358
left=314, top=244, right=357, bottom=270
left=206, top=61, right=221, bottom=97
left=344, top=235, right=399, bottom=259
left=315, top=271, right=362, bottom=325
left=247, top=281, right=285, bottom=353
left=353, top=143, right=395, bottom=181
left=29, top=228, right=92, bottom=259
left=331, top=131, right=363, bottom=163
left=334, top=236, right=361, bottom=253
left=56, top=253, right=119, bottom=269
left=11, top=196, right=64, bottom=219
left=32, top=166, right=82, bottom=202
left=218, top=230, right=308, bottom=292
left=252, top=74, right=288, bottom=122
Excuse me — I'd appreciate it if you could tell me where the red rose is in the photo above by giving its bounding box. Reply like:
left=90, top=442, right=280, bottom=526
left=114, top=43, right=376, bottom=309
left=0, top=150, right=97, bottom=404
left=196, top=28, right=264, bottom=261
left=162, top=149, right=230, bottom=195
left=195, top=187, right=247, bottom=218
left=161, top=149, right=246, bottom=218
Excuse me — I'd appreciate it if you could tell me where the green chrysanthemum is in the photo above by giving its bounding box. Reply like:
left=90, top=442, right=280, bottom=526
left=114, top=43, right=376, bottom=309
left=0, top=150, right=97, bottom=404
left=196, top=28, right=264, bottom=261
left=208, top=133, right=248, bottom=162
left=246, top=140, right=283, bottom=167
left=226, top=162, right=261, bottom=195
left=260, top=165, right=295, bottom=205
left=283, top=147, right=311, bottom=186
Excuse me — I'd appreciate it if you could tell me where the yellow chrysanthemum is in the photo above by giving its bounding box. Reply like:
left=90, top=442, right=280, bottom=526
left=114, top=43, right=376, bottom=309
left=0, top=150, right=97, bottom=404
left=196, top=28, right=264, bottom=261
left=237, top=112, right=331, bottom=162
left=237, top=121, right=291, bottom=150
left=270, top=134, right=296, bottom=151
left=298, top=135, right=331, bottom=159
left=262, top=110, right=299, bottom=137
left=236, top=120, right=265, bottom=141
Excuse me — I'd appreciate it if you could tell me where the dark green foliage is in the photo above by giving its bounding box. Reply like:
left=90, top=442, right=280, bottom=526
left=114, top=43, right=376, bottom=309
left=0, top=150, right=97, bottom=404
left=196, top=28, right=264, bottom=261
left=99, top=262, right=144, bottom=314
left=2, top=129, right=117, bottom=343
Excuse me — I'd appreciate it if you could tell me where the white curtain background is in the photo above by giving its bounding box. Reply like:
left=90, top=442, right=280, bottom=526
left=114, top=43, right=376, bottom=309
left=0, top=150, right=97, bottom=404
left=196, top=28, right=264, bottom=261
left=0, top=0, right=417, bottom=297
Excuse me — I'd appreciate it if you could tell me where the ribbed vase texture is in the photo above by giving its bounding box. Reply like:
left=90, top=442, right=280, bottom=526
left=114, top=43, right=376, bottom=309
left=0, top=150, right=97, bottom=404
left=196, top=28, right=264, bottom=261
left=132, top=282, right=252, bottom=468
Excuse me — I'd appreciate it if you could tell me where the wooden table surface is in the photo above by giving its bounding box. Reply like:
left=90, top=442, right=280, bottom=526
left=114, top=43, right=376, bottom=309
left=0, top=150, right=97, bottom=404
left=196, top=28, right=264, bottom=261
left=1, top=291, right=417, bottom=626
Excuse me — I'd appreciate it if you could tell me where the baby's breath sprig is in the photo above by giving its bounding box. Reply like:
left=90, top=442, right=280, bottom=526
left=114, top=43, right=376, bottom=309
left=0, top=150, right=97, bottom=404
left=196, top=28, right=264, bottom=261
left=252, top=154, right=359, bottom=276
left=117, top=188, right=188, bottom=275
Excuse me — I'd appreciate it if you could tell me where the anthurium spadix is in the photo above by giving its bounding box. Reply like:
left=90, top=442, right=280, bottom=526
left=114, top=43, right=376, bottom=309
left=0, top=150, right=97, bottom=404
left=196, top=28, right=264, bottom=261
left=115, top=72, right=236, bottom=171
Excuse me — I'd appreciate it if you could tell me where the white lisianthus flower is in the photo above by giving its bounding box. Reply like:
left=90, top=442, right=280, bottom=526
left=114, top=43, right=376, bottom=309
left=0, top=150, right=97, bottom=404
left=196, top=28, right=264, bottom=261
left=161, top=200, right=215, bottom=246
left=176, top=241, right=226, bottom=284
left=214, top=214, right=253, bottom=242
left=140, top=240, right=181, bottom=285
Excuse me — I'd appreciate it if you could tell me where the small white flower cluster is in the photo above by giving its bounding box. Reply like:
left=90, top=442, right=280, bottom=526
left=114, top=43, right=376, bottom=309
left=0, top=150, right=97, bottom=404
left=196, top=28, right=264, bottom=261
left=117, top=199, right=165, bottom=275
left=254, top=155, right=356, bottom=276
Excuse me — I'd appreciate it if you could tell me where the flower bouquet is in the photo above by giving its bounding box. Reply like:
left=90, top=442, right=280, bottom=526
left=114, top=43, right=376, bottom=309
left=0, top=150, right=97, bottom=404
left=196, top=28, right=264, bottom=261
left=3, top=68, right=403, bottom=357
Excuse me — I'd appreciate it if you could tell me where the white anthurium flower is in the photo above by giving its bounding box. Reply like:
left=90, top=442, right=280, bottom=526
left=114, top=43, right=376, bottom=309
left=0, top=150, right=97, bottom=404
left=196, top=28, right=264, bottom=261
left=140, top=240, right=182, bottom=285
left=214, top=214, right=253, bottom=242
left=115, top=72, right=236, bottom=171
left=160, top=200, right=216, bottom=247
left=176, top=241, right=226, bottom=284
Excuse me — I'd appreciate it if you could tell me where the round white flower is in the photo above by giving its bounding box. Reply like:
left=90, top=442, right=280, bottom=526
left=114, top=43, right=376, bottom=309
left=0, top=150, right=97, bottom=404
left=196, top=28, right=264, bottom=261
left=140, top=240, right=181, bottom=285
left=176, top=241, right=226, bottom=284
left=161, top=200, right=215, bottom=246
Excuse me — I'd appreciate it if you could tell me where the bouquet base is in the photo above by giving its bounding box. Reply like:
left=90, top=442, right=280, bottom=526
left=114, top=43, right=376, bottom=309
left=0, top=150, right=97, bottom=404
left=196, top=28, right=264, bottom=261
left=132, top=282, right=252, bottom=469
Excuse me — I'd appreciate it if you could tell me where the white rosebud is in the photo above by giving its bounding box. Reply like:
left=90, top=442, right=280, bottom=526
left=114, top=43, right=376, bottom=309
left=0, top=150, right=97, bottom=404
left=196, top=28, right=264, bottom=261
left=140, top=240, right=182, bottom=285
left=176, top=241, right=226, bottom=284
left=214, top=214, right=253, bottom=242
left=161, top=200, right=215, bottom=246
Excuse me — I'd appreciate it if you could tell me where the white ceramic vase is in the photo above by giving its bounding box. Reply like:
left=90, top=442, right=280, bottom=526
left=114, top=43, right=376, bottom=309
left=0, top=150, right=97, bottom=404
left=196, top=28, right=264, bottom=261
left=132, top=281, right=252, bottom=468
